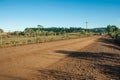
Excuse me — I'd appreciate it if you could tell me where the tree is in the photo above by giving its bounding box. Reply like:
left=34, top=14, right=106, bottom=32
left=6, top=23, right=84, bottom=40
left=0, top=29, right=4, bottom=33
left=107, top=25, right=120, bottom=42
left=37, top=25, right=43, bottom=31
left=107, top=25, right=118, bottom=32
left=24, top=28, right=35, bottom=37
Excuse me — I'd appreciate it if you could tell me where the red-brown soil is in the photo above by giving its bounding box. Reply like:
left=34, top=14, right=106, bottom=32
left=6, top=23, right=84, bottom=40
left=0, top=36, right=120, bottom=80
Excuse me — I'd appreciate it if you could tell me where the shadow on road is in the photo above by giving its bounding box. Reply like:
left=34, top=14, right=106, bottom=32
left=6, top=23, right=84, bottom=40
left=55, top=50, right=120, bottom=79
left=97, top=64, right=120, bottom=79
left=102, top=44, right=120, bottom=51
left=98, top=37, right=120, bottom=51
left=99, top=37, right=120, bottom=46
left=55, top=50, right=120, bottom=62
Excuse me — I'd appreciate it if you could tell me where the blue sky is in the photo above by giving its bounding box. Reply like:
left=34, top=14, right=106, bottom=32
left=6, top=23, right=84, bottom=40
left=0, top=0, right=120, bottom=31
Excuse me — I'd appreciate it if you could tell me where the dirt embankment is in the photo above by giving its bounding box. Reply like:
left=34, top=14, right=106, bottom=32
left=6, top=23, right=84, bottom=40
left=0, top=35, right=120, bottom=80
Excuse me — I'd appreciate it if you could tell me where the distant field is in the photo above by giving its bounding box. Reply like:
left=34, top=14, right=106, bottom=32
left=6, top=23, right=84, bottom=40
left=0, top=32, right=95, bottom=47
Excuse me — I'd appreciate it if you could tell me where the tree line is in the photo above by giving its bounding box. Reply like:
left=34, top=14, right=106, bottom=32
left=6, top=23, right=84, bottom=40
left=0, top=25, right=107, bottom=37
left=11, top=25, right=107, bottom=36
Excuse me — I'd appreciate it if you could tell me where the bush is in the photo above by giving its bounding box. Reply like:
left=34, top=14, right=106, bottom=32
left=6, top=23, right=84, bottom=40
left=109, top=32, right=117, bottom=39
left=115, top=33, right=120, bottom=43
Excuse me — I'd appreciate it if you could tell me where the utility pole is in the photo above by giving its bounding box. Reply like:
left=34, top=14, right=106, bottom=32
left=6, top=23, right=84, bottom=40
left=85, top=21, right=88, bottom=32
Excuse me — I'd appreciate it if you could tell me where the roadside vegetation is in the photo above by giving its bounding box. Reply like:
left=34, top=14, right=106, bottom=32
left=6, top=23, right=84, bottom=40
left=0, top=25, right=106, bottom=47
left=107, top=25, right=120, bottom=44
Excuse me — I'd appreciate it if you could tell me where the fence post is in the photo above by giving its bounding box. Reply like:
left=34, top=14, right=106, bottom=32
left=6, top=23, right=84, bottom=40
left=0, top=36, right=2, bottom=45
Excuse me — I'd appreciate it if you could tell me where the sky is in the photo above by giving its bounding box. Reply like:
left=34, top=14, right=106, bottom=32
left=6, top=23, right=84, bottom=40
left=0, top=0, right=120, bottom=31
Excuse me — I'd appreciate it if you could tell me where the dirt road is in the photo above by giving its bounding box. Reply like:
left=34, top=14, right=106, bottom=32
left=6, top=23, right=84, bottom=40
left=0, top=36, right=120, bottom=80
